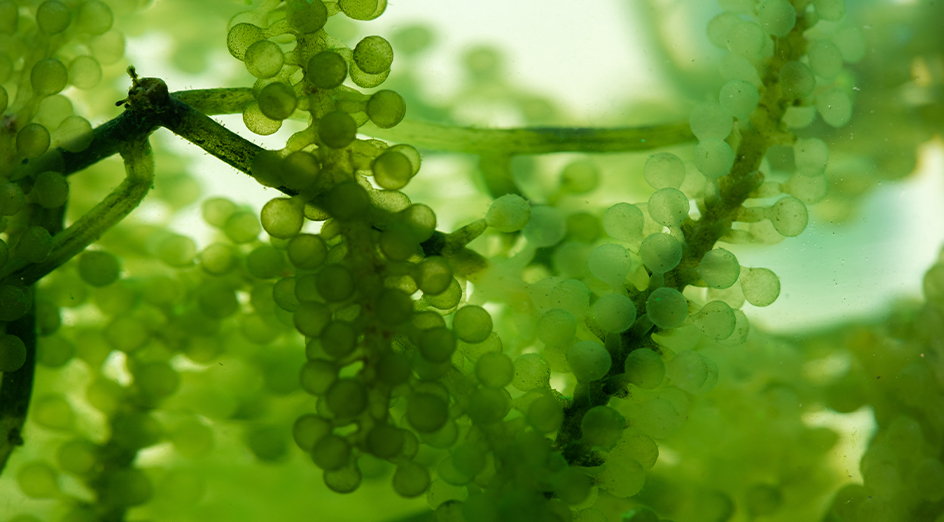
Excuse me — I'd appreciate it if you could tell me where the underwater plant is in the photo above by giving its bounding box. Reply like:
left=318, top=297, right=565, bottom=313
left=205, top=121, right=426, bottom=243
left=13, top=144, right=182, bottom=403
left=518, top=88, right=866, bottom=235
left=0, top=0, right=942, bottom=521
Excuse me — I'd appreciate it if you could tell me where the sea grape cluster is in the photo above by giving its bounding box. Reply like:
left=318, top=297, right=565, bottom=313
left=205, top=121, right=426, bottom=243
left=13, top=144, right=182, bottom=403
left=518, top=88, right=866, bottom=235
left=1, top=1, right=943, bottom=522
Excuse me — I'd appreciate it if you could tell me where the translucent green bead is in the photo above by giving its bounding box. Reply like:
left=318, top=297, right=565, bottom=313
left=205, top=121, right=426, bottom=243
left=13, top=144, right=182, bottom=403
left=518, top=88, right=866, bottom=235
left=833, top=26, right=866, bottom=63
left=475, top=352, right=514, bottom=388
left=419, top=327, right=457, bottom=363
left=566, top=340, right=611, bottom=382
left=317, top=264, right=355, bottom=302
left=375, top=288, right=412, bottom=324
left=37, top=1, right=71, bottom=34
left=643, top=152, right=685, bottom=190
left=308, top=51, right=347, bottom=89
left=648, top=188, right=689, bottom=227
left=602, top=202, right=643, bottom=242
left=527, top=395, right=564, bottom=433
left=170, top=418, right=214, bottom=459
left=227, top=23, right=265, bottom=61
left=18, top=226, right=53, bottom=263
left=645, top=287, right=688, bottom=329
left=689, top=103, right=733, bottom=141
left=261, top=197, right=304, bottom=239
left=639, top=233, right=682, bottom=274
left=719, top=79, right=759, bottom=121
left=244, top=40, right=284, bottom=79
left=312, top=434, right=351, bottom=470
left=407, top=393, right=448, bottom=433
left=156, top=234, right=196, bottom=267
left=757, top=0, right=796, bottom=37
left=286, top=0, right=327, bottom=34
left=31, top=171, right=69, bottom=208
left=31, top=57, right=68, bottom=95
left=522, top=205, right=565, bottom=247
left=740, top=267, right=781, bottom=306
left=300, top=359, right=337, bottom=395
left=486, top=194, right=531, bottom=233
left=353, top=35, right=394, bottom=74
left=816, top=88, right=853, bottom=128
left=452, top=305, right=493, bottom=343
left=780, top=61, right=815, bottom=99
left=813, top=0, right=845, bottom=21
left=693, top=301, right=737, bottom=340
left=580, top=406, right=625, bottom=449
left=257, top=82, right=296, bottom=120
left=246, top=245, right=286, bottom=279
left=16, top=123, right=51, bottom=159
left=560, top=160, right=600, bottom=194
left=326, top=378, right=368, bottom=418
left=765, top=195, right=809, bottom=237
left=809, top=40, right=843, bottom=81
left=393, top=461, right=430, bottom=498
left=366, top=89, right=406, bottom=128
left=624, top=349, right=664, bottom=389
left=78, top=250, right=120, bottom=287
left=90, top=30, right=125, bottom=65
left=0, top=334, right=27, bottom=372
left=288, top=233, right=327, bottom=270
left=591, top=293, right=637, bottom=333
left=666, top=350, right=717, bottom=394
left=725, top=21, right=764, bottom=61
left=17, top=461, right=60, bottom=498
left=720, top=0, right=756, bottom=14
left=56, top=438, right=98, bottom=475
left=74, top=0, right=112, bottom=35
left=794, top=138, right=830, bottom=175
left=323, top=182, right=369, bottom=222
left=707, top=12, right=742, bottom=49
left=134, top=361, right=180, bottom=400
left=699, top=248, right=740, bottom=289
left=202, top=197, right=236, bottom=227
left=318, top=111, right=357, bottom=149
left=372, top=150, right=413, bottom=190
left=694, top=138, right=735, bottom=179
left=55, top=115, right=94, bottom=152
left=339, top=0, right=386, bottom=21
left=223, top=209, right=261, bottom=243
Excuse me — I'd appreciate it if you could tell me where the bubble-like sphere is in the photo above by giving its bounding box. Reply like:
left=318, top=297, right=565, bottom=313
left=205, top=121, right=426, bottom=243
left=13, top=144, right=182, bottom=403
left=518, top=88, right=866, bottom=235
left=602, top=203, right=644, bottom=242
left=719, top=80, right=759, bottom=121
left=765, top=196, right=809, bottom=237
left=591, top=293, right=637, bottom=333
left=694, top=139, right=735, bottom=180
left=639, top=233, right=682, bottom=274
left=645, top=287, right=688, bottom=329
left=699, top=248, right=740, bottom=289
left=648, top=188, right=689, bottom=227
left=522, top=206, right=565, bottom=247
left=740, top=267, right=780, bottom=307
left=566, top=340, right=612, bottom=382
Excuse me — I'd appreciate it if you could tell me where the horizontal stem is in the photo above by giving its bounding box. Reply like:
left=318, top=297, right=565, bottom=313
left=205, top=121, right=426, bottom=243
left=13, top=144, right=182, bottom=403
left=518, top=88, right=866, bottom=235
left=361, top=119, right=695, bottom=155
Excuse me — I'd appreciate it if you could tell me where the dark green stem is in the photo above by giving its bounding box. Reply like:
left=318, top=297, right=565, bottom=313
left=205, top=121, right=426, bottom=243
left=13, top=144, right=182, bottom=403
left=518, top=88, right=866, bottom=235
left=0, top=303, right=36, bottom=476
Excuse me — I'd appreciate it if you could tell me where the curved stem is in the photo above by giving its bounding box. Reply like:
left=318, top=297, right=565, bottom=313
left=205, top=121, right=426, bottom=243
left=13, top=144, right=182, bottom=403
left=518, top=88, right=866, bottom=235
left=1, top=138, right=155, bottom=286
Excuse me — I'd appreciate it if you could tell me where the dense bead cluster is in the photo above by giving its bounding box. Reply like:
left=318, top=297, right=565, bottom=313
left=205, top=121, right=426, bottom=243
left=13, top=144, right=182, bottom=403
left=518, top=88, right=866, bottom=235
left=6, top=1, right=943, bottom=522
